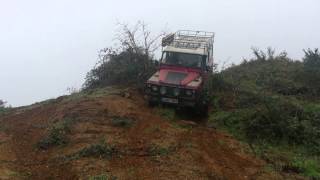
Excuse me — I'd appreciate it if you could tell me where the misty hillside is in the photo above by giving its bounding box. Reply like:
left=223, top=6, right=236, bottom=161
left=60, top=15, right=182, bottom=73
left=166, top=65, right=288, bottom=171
left=208, top=48, right=320, bottom=179
left=1, top=23, right=319, bottom=179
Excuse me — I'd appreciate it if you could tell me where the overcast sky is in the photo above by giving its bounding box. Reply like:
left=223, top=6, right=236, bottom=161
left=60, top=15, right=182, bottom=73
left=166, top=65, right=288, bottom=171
left=0, top=0, right=319, bottom=107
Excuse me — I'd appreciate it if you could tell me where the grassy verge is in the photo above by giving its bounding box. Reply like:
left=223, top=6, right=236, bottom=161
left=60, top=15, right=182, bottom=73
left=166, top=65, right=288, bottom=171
left=208, top=107, right=320, bottom=178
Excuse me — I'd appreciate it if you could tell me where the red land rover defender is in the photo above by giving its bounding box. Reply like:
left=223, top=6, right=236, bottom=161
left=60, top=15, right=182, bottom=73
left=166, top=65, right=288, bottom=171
left=145, top=30, right=214, bottom=114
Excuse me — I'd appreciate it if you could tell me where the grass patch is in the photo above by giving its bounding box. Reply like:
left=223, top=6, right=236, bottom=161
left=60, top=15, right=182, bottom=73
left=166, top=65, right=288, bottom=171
left=88, top=174, right=117, bottom=180
left=208, top=109, right=249, bottom=140
left=69, top=141, right=117, bottom=160
left=148, top=144, right=176, bottom=156
left=37, top=98, right=59, bottom=106
left=155, top=107, right=176, bottom=121
left=8, top=171, right=32, bottom=179
left=61, top=91, right=87, bottom=103
left=61, top=87, right=122, bottom=103
left=175, top=122, right=195, bottom=130
left=209, top=106, right=320, bottom=179
left=144, top=125, right=161, bottom=133
left=292, top=157, right=320, bottom=178
left=248, top=142, right=320, bottom=179
left=37, top=118, right=75, bottom=149
left=86, top=87, right=121, bottom=98
left=110, top=116, right=133, bottom=128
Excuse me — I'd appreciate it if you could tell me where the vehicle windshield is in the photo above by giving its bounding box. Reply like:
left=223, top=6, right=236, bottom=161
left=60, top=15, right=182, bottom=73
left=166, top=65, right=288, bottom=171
left=161, top=51, right=205, bottom=68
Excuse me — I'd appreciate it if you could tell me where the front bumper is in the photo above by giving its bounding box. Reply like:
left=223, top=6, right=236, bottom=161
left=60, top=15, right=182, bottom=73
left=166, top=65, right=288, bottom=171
left=145, top=86, right=198, bottom=107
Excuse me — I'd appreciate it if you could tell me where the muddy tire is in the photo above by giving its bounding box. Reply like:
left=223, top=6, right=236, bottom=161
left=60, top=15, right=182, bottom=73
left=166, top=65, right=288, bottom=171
left=196, top=103, right=209, bottom=117
left=148, top=100, right=158, bottom=107
left=196, top=87, right=209, bottom=117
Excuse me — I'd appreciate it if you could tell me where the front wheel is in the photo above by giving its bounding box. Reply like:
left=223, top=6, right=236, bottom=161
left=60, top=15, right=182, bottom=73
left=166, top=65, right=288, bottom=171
left=148, top=99, right=158, bottom=107
left=196, top=103, right=209, bottom=117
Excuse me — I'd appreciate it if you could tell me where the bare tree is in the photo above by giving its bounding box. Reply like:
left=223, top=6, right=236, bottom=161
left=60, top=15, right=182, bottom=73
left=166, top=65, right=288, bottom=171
left=115, top=21, right=166, bottom=59
left=115, top=21, right=166, bottom=74
left=84, top=21, right=166, bottom=89
left=0, top=100, right=6, bottom=108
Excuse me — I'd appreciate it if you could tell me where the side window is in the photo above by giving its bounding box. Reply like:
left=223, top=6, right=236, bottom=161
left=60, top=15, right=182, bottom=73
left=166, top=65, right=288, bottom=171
left=202, top=56, right=207, bottom=69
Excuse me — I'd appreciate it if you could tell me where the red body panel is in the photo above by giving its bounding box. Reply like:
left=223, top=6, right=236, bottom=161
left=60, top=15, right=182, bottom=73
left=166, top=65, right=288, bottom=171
left=158, top=65, right=201, bottom=86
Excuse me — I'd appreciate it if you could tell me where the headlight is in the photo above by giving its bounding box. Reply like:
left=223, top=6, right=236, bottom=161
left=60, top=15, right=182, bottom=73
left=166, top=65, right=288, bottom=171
left=160, top=86, right=167, bottom=95
left=185, top=90, right=193, bottom=96
left=152, top=85, right=158, bottom=91
left=173, top=88, right=180, bottom=96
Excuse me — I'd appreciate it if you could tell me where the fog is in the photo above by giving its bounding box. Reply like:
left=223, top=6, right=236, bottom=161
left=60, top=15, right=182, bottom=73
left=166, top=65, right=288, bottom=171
left=0, top=0, right=319, bottom=106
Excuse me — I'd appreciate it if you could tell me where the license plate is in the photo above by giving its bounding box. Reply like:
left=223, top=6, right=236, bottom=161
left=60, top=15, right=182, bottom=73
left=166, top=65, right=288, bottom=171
left=161, top=97, right=178, bottom=104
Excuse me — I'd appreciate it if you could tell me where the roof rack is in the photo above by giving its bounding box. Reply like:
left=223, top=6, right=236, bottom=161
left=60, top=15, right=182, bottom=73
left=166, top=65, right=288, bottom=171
left=162, top=30, right=214, bottom=51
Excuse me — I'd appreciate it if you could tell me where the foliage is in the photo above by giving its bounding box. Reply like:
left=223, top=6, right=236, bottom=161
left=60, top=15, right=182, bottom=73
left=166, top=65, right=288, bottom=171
left=84, top=22, right=164, bottom=89
left=111, top=116, right=134, bottom=128
left=88, top=174, right=117, bottom=180
left=292, top=156, right=320, bottom=178
left=0, top=100, right=10, bottom=116
left=0, top=99, right=6, bottom=108
left=209, top=48, right=320, bottom=151
left=302, top=48, right=320, bottom=96
left=37, top=118, right=75, bottom=149
left=244, top=97, right=320, bottom=151
left=209, top=48, right=320, bottom=178
left=148, top=144, right=171, bottom=156
left=84, top=48, right=158, bottom=89
left=73, top=141, right=116, bottom=159
left=155, top=107, right=176, bottom=121
left=0, top=107, right=8, bottom=116
left=215, top=48, right=305, bottom=99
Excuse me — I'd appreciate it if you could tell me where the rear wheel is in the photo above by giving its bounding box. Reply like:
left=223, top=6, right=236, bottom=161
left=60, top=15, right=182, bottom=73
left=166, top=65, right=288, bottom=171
left=196, top=102, right=208, bottom=117
left=196, top=88, right=209, bottom=117
left=148, top=99, right=158, bottom=107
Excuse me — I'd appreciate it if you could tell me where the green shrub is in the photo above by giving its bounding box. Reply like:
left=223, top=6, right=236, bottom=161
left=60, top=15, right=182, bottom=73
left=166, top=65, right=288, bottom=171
left=83, top=22, right=163, bottom=90
left=244, top=97, right=301, bottom=141
left=233, top=97, right=320, bottom=153
left=292, top=157, right=320, bottom=178
left=37, top=118, right=74, bottom=149
left=74, top=142, right=116, bottom=159
left=209, top=109, right=254, bottom=139
left=210, top=48, right=320, bottom=152
left=84, top=49, right=157, bottom=89
left=302, top=48, right=320, bottom=95
left=148, top=145, right=171, bottom=156
left=89, top=174, right=117, bottom=180
left=0, top=107, right=7, bottom=116
left=111, top=116, right=133, bottom=128
left=0, top=100, right=11, bottom=117
left=155, top=107, right=175, bottom=121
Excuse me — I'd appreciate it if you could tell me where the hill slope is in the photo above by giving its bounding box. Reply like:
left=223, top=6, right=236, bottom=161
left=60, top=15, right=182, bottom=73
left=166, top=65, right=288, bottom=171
left=0, top=87, right=303, bottom=180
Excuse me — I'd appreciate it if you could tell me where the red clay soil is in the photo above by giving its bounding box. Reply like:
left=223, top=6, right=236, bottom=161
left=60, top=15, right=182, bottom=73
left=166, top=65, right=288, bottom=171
left=0, top=88, right=303, bottom=180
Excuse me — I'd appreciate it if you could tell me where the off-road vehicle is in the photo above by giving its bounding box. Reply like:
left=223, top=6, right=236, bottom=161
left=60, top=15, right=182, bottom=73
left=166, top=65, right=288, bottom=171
left=145, top=30, right=214, bottom=113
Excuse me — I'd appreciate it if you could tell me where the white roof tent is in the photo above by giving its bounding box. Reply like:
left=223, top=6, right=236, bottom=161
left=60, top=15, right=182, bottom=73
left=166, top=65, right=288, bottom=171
left=162, top=30, right=215, bottom=56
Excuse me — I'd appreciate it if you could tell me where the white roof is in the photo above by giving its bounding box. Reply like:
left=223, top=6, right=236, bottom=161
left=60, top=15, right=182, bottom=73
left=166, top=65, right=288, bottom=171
left=164, top=46, right=207, bottom=55
left=162, top=30, right=214, bottom=56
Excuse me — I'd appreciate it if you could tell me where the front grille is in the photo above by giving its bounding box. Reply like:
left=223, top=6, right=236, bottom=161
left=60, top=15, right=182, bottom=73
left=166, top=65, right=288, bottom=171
left=161, top=86, right=191, bottom=98
left=146, top=83, right=195, bottom=99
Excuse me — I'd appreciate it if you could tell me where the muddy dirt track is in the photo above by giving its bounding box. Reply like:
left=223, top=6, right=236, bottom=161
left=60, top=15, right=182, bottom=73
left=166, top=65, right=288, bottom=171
left=0, top=88, right=303, bottom=179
